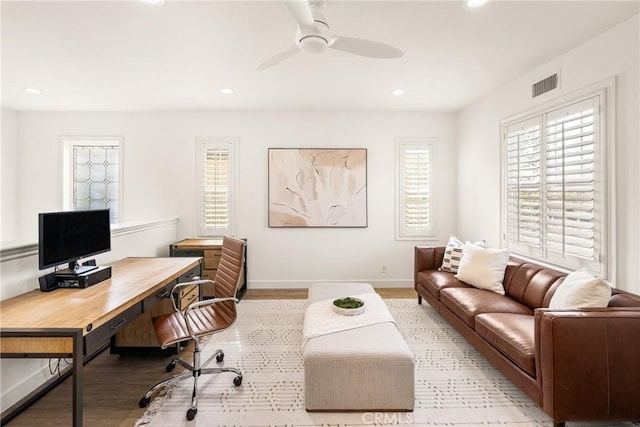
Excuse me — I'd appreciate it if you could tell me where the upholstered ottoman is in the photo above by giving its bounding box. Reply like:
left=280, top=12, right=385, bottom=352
left=303, top=282, right=414, bottom=411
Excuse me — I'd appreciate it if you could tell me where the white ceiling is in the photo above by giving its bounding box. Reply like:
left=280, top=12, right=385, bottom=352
left=2, top=1, right=638, bottom=113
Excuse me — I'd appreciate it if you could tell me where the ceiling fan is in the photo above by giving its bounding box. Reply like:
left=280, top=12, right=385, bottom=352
left=257, top=0, right=404, bottom=70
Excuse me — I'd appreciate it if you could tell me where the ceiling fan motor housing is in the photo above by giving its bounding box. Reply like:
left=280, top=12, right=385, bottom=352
left=296, top=2, right=330, bottom=54
left=299, top=34, right=328, bottom=53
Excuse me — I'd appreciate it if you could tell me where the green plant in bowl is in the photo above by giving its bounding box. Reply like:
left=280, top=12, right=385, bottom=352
left=332, top=297, right=365, bottom=315
left=333, top=297, right=364, bottom=309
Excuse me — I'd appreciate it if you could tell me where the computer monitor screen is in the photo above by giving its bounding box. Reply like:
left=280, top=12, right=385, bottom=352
left=38, top=209, right=111, bottom=271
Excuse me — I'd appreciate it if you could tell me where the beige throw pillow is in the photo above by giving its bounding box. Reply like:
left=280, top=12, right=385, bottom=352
left=549, top=268, right=612, bottom=309
left=455, top=244, right=509, bottom=295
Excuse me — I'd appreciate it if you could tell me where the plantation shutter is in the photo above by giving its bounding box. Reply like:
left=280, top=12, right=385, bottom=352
left=505, top=117, right=542, bottom=256
left=502, top=93, right=604, bottom=274
left=397, top=140, right=435, bottom=239
left=544, top=97, right=598, bottom=262
left=198, top=140, right=235, bottom=236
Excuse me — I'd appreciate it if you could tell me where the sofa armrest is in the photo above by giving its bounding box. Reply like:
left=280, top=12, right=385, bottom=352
left=414, top=246, right=445, bottom=284
left=535, top=308, right=640, bottom=423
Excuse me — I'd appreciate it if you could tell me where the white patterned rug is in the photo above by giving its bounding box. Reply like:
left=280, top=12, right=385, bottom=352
left=135, top=299, right=637, bottom=427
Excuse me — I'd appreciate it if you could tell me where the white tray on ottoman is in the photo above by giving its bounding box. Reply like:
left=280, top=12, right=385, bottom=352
left=303, top=282, right=415, bottom=412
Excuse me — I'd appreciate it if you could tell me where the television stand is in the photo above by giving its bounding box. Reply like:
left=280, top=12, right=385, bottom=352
left=56, top=266, right=112, bottom=288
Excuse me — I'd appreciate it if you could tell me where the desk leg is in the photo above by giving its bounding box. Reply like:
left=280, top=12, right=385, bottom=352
left=0, top=328, right=86, bottom=426
left=73, top=330, right=83, bottom=427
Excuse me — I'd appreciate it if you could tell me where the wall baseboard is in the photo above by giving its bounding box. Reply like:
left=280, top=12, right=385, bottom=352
left=248, top=279, right=413, bottom=289
left=0, top=362, right=55, bottom=421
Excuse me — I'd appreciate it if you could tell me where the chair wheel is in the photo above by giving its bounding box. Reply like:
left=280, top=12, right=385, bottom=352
left=186, top=408, right=197, bottom=421
left=138, top=396, right=150, bottom=408
left=166, top=361, right=176, bottom=372
left=233, top=375, right=243, bottom=386
left=216, top=352, right=224, bottom=363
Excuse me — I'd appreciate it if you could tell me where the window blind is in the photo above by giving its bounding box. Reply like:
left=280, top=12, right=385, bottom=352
left=397, top=141, right=435, bottom=239
left=506, top=117, right=542, bottom=250
left=502, top=94, right=604, bottom=274
left=199, top=141, right=234, bottom=236
left=545, top=98, right=597, bottom=260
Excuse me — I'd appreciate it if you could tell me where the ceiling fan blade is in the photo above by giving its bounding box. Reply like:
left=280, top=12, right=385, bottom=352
left=284, top=0, right=314, bottom=27
left=329, top=36, right=404, bottom=59
left=257, top=44, right=300, bottom=70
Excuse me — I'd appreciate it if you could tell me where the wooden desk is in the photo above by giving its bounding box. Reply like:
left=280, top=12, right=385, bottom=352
left=0, top=257, right=202, bottom=427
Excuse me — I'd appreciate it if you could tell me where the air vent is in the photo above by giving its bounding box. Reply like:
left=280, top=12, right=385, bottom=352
left=532, top=73, right=558, bottom=98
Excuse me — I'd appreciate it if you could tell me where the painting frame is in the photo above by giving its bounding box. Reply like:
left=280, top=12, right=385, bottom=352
left=268, top=148, right=368, bottom=228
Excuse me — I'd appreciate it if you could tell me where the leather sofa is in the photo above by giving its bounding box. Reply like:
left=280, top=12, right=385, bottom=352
left=414, top=246, right=640, bottom=427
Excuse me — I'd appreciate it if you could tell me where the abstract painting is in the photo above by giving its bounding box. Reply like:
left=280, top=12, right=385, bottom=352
left=268, top=148, right=367, bottom=227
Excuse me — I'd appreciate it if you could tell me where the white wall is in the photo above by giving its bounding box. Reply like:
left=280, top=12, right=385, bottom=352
left=1, top=108, right=19, bottom=242
left=12, top=111, right=458, bottom=288
left=456, top=15, right=640, bottom=292
left=1, top=109, right=456, bottom=415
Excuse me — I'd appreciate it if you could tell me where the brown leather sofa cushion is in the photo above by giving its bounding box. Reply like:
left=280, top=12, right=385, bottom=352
left=609, top=289, right=640, bottom=307
left=440, top=288, right=533, bottom=328
left=416, top=270, right=471, bottom=299
left=502, top=259, right=566, bottom=309
left=475, top=313, right=536, bottom=377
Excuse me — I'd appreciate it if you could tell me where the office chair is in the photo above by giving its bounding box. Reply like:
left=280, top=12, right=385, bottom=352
left=138, top=235, right=246, bottom=421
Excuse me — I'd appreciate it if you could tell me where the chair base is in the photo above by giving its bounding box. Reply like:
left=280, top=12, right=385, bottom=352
left=139, top=347, right=242, bottom=421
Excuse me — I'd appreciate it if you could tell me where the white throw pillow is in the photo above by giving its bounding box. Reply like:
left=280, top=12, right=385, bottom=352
left=440, top=234, right=485, bottom=274
left=455, top=244, right=509, bottom=295
left=549, top=268, right=612, bottom=309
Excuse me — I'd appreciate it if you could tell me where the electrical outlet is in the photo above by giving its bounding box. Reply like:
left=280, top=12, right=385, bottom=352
left=381, top=264, right=387, bottom=273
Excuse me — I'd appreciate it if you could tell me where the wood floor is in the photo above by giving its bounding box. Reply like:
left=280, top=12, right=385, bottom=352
left=4, top=288, right=416, bottom=427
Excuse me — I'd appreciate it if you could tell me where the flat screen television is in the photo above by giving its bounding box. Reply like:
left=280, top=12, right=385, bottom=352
left=39, top=209, right=111, bottom=274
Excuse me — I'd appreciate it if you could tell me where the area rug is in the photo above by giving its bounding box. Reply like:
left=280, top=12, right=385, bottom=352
left=135, top=299, right=637, bottom=427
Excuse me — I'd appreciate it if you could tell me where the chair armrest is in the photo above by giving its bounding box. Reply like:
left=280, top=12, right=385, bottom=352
left=169, top=279, right=213, bottom=312
left=534, top=308, right=640, bottom=422
left=414, top=246, right=445, bottom=284
left=185, top=297, right=238, bottom=313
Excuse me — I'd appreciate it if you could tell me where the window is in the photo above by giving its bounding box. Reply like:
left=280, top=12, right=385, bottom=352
left=502, top=82, right=613, bottom=276
left=396, top=139, right=436, bottom=240
left=196, top=138, right=236, bottom=236
left=62, top=137, right=122, bottom=224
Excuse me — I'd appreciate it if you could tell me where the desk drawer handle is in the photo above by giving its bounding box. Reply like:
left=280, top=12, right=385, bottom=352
left=110, top=318, right=127, bottom=331
left=180, top=272, right=196, bottom=282
left=157, top=289, right=171, bottom=299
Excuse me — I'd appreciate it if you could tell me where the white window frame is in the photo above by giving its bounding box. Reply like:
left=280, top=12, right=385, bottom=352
left=61, top=136, right=123, bottom=224
left=395, top=138, right=437, bottom=240
left=500, top=78, right=615, bottom=279
left=196, top=137, right=237, bottom=237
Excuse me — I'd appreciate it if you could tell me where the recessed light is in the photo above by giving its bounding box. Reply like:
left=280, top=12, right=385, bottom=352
left=465, top=0, right=489, bottom=8
left=142, top=0, right=165, bottom=5
left=391, top=89, right=405, bottom=96
left=220, top=88, right=235, bottom=95
left=23, top=87, right=44, bottom=94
